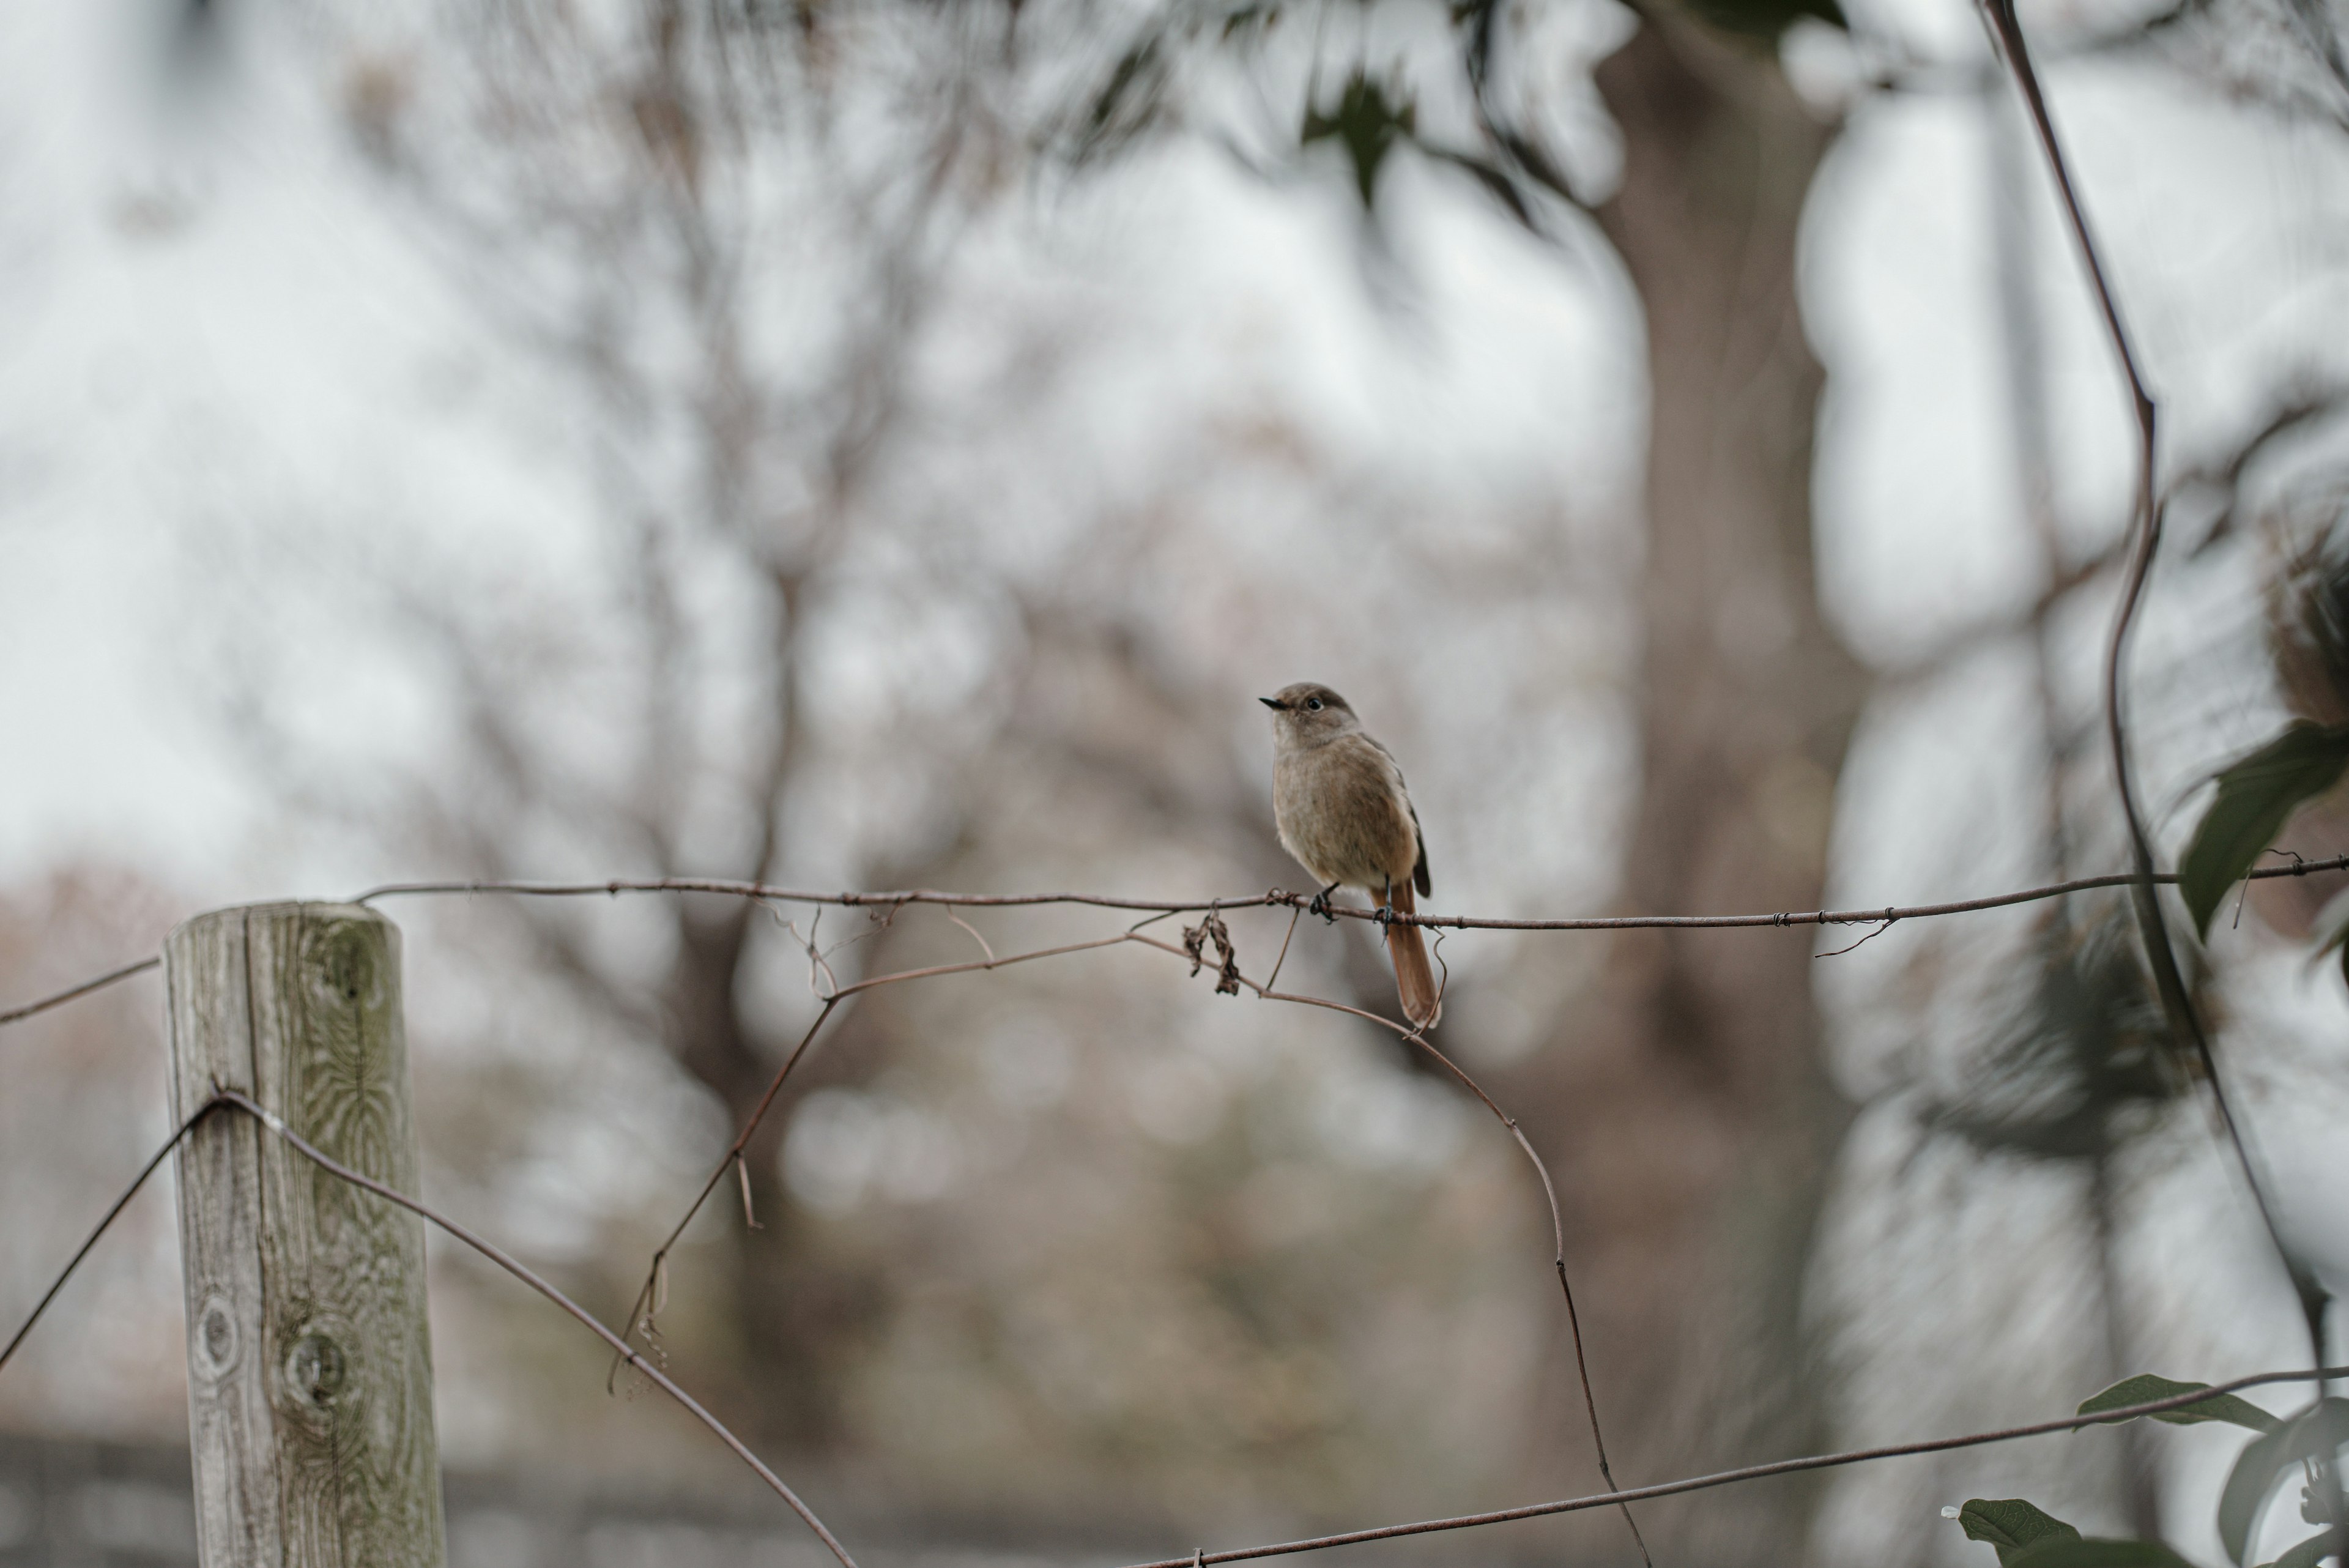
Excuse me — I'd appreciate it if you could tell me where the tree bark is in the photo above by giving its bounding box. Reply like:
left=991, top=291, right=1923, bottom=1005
left=1504, top=17, right=1867, bottom=1560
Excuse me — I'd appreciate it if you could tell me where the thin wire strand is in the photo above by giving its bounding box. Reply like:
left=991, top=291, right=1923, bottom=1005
left=610, top=994, right=841, bottom=1384
left=15, top=1090, right=2334, bottom=1568
left=0, top=1101, right=215, bottom=1376
left=16, top=856, right=2349, bottom=1038
left=1107, top=1365, right=2349, bottom=1567
left=0, top=956, right=160, bottom=1028
left=211, top=1091, right=861, bottom=1568
left=347, top=860, right=2349, bottom=932
left=354, top=877, right=1281, bottom=916
left=612, top=927, right=1146, bottom=1378
left=1119, top=930, right=1651, bottom=1559
left=595, top=907, right=1651, bottom=1562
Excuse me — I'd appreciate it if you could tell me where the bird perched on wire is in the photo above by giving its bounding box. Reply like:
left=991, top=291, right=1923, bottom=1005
left=1261, top=682, right=1440, bottom=1028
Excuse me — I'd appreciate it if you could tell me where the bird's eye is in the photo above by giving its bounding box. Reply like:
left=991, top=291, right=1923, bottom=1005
left=1305, top=697, right=1323, bottom=712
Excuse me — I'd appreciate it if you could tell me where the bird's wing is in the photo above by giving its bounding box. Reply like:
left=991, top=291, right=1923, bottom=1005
left=1367, top=735, right=1433, bottom=896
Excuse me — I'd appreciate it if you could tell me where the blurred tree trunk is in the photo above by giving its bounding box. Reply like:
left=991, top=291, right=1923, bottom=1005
left=1504, top=17, right=1866, bottom=1559
left=662, top=902, right=866, bottom=1448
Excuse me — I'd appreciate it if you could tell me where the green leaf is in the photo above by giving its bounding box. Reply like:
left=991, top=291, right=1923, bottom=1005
left=2006, top=1542, right=2196, bottom=1568
left=2221, top=1400, right=2349, bottom=1564
left=2079, top=1374, right=2284, bottom=1434
left=2180, top=722, right=2349, bottom=937
left=2259, top=1534, right=2340, bottom=1568
left=1959, top=1499, right=2083, bottom=1564
left=2007, top=1542, right=2196, bottom=1568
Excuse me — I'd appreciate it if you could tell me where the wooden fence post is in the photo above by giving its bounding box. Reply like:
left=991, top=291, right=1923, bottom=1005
left=164, top=903, right=447, bottom=1567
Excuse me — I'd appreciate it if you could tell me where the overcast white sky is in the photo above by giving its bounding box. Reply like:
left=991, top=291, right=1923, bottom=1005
left=0, top=0, right=2257, bottom=901
left=0, top=0, right=1652, bottom=900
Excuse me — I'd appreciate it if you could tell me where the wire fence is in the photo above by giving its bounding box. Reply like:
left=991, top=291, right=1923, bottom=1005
left=0, top=849, right=2334, bottom=1566
left=4, top=973, right=2344, bottom=1567
left=2, top=7, right=2342, bottom=1568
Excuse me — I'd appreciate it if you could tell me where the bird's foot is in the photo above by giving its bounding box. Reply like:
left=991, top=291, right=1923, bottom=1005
left=1308, top=883, right=1340, bottom=924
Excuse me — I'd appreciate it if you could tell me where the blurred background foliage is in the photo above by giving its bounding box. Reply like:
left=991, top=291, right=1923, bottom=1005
left=6, top=0, right=2349, bottom=1564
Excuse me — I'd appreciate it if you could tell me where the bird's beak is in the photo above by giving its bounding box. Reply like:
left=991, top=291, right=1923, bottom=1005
left=1259, top=697, right=1284, bottom=711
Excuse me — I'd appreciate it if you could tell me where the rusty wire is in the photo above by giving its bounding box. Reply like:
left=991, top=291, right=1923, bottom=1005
left=9, top=849, right=2339, bottom=1562
left=0, top=12, right=2334, bottom=1568
left=0, top=1091, right=861, bottom=1566
left=10, top=856, right=2348, bottom=1039
left=1107, top=1363, right=2349, bottom=1567
left=346, top=856, right=2349, bottom=931
left=7, top=1096, right=2343, bottom=1568
left=0, top=1099, right=215, bottom=1376
left=213, top=1091, right=862, bottom=1568
left=0, top=956, right=160, bottom=1028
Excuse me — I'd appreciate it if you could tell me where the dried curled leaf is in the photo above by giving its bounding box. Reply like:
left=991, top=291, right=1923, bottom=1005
left=1180, top=912, right=1241, bottom=996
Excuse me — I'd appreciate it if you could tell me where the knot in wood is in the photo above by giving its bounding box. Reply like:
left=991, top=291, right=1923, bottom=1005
left=286, top=1330, right=349, bottom=1408
left=311, top=921, right=380, bottom=1006
left=195, top=1293, right=239, bottom=1377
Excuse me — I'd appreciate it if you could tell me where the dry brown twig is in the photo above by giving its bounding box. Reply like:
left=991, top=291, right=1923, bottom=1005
left=1980, top=4, right=2348, bottom=1549
left=1981, top=0, right=2334, bottom=1411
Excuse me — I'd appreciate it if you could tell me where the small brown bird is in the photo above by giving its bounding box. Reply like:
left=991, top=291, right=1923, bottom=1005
left=1261, top=682, right=1441, bottom=1028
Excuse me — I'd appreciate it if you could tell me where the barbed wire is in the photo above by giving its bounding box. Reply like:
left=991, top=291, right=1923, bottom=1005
left=0, top=955, right=159, bottom=1028
left=15, top=849, right=2334, bottom=1559
left=8, top=1085, right=2342, bottom=1568
left=2, top=849, right=2339, bottom=1561
left=1, top=23, right=2338, bottom=1563
left=0, top=895, right=1660, bottom=1562
left=0, top=1099, right=210, bottom=1375
left=348, top=855, right=2349, bottom=931
left=0, top=1093, right=861, bottom=1568
left=13, top=855, right=2346, bottom=1038
left=596, top=905, right=1658, bottom=1558
left=217, top=1091, right=861, bottom=1568
left=1109, top=1362, right=2349, bottom=1567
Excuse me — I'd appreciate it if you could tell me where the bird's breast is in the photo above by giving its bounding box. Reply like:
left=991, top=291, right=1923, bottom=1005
left=1273, top=741, right=1417, bottom=891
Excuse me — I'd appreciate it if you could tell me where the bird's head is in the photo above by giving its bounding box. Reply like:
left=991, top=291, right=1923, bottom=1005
left=1260, top=683, right=1360, bottom=745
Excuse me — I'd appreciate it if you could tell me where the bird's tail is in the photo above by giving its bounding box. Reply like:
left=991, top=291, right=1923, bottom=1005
left=1381, top=880, right=1442, bottom=1030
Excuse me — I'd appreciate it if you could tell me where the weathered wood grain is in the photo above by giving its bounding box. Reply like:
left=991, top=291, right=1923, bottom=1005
left=166, top=904, right=447, bottom=1568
